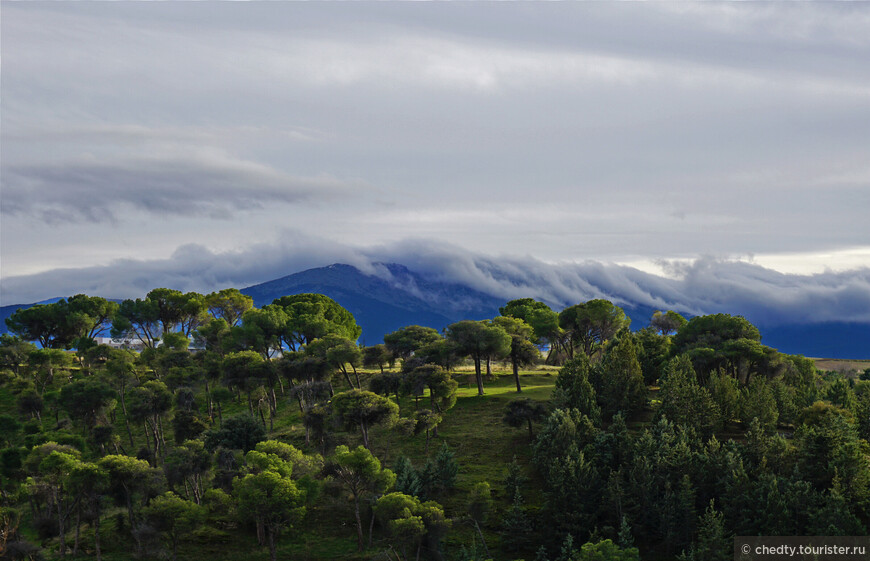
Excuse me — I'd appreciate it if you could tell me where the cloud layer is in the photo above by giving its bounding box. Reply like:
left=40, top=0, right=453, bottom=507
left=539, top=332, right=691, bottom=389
left=2, top=3, right=868, bottom=308
left=3, top=237, right=868, bottom=328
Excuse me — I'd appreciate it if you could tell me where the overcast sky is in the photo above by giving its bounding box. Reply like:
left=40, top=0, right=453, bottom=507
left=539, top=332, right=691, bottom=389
left=2, top=2, right=869, bottom=308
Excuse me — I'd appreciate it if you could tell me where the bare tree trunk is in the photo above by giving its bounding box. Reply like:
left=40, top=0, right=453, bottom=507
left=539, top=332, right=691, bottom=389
left=361, top=420, right=370, bottom=449
left=256, top=518, right=265, bottom=546
left=351, top=364, right=361, bottom=389
left=474, top=358, right=484, bottom=396
left=473, top=520, right=491, bottom=558
left=73, top=506, right=81, bottom=555
left=268, top=528, right=277, bottom=561
left=205, top=379, right=214, bottom=421
left=353, top=496, right=364, bottom=551
left=94, top=510, right=102, bottom=561
left=57, top=494, right=66, bottom=557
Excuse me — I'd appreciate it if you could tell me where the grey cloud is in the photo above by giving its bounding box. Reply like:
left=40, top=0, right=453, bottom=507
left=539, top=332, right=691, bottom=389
left=2, top=237, right=868, bottom=328
left=1, top=154, right=349, bottom=223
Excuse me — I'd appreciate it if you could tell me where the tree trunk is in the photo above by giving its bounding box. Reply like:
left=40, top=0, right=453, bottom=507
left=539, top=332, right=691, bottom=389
left=368, top=502, right=376, bottom=548
left=474, top=358, right=484, bottom=396
left=268, top=528, right=277, bottom=561
left=473, top=520, right=491, bottom=558
left=527, top=418, right=534, bottom=440
left=354, top=496, right=364, bottom=551
left=57, top=493, right=66, bottom=557
left=126, top=490, right=142, bottom=556
left=256, top=517, right=265, bottom=546
left=94, top=509, right=101, bottom=561
left=351, top=364, right=361, bottom=389
left=513, top=360, right=522, bottom=392
left=361, top=420, right=370, bottom=449
left=341, top=367, right=354, bottom=389
left=205, top=379, right=214, bottom=421
left=73, top=506, right=81, bottom=555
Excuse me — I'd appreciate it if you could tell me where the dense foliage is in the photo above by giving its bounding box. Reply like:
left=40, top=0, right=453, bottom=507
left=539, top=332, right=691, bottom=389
left=1, top=294, right=868, bottom=561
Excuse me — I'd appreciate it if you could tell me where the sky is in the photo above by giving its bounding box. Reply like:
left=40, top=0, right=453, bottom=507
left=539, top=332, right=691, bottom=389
left=2, top=2, right=869, bottom=316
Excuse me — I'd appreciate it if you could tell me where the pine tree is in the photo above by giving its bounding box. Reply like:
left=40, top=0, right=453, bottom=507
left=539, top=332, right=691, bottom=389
left=502, top=489, right=533, bottom=549
left=393, top=456, right=422, bottom=497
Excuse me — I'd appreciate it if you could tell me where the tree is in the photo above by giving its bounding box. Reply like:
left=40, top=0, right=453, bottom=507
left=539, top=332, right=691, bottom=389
left=325, top=445, right=395, bottom=551
left=657, top=355, right=720, bottom=438
left=331, top=390, right=399, bottom=449
left=272, top=294, right=361, bottom=350
left=595, top=337, right=647, bottom=421
left=233, top=307, right=286, bottom=359
left=403, top=364, right=458, bottom=417
left=67, top=461, right=109, bottom=560
left=413, top=409, right=442, bottom=454
left=5, top=301, right=85, bottom=349
left=142, top=492, right=204, bottom=561
left=384, top=326, right=443, bottom=362
left=205, top=288, right=253, bottom=327
left=501, top=488, right=533, bottom=550
left=33, top=450, right=81, bottom=557
left=112, top=298, right=162, bottom=348
left=574, top=539, right=640, bottom=561
left=221, top=350, right=267, bottom=417
left=393, top=456, right=422, bottom=498
left=100, top=348, right=140, bottom=448
left=234, top=452, right=306, bottom=561
left=415, top=339, right=461, bottom=372
left=500, top=298, right=562, bottom=355
left=504, top=398, right=548, bottom=440
left=307, top=335, right=363, bottom=389
left=65, top=294, right=120, bottom=340
left=492, top=316, right=540, bottom=392
left=59, top=379, right=116, bottom=433
left=363, top=344, right=392, bottom=373
left=98, top=454, right=155, bottom=556
left=204, top=414, right=266, bottom=452
left=127, top=380, right=172, bottom=459
left=0, top=334, right=37, bottom=376
left=374, top=492, right=450, bottom=561
left=446, top=320, right=511, bottom=396
left=552, top=355, right=601, bottom=423
left=650, top=310, right=687, bottom=336
left=163, top=440, right=210, bottom=503
left=634, top=327, right=672, bottom=385
left=27, top=349, right=74, bottom=395
left=740, top=378, right=779, bottom=434
left=559, top=300, right=630, bottom=359
left=466, top=482, right=493, bottom=558
left=369, top=372, right=403, bottom=408
left=673, top=314, right=764, bottom=384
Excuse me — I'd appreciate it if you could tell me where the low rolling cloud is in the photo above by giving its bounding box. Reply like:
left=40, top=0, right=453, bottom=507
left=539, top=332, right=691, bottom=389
left=2, top=237, right=868, bottom=328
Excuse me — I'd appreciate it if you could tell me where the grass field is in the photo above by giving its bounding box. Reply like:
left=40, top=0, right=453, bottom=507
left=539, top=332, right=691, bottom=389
left=812, top=358, right=870, bottom=377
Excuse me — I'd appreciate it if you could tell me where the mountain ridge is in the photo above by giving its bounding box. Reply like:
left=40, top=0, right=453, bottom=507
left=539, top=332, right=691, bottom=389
left=2, top=263, right=868, bottom=358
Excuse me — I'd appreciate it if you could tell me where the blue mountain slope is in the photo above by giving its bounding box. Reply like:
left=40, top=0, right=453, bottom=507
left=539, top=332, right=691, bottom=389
left=240, top=263, right=506, bottom=344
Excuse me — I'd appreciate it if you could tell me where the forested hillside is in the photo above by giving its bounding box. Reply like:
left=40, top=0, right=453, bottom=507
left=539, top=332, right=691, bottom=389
left=1, top=290, right=868, bottom=561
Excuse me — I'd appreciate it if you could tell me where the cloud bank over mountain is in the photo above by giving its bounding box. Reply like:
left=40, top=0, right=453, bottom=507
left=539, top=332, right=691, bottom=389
left=3, top=236, right=868, bottom=328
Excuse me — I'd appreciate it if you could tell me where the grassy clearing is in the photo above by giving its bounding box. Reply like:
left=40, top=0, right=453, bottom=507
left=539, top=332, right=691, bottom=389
left=812, top=358, right=870, bottom=377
